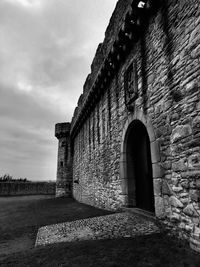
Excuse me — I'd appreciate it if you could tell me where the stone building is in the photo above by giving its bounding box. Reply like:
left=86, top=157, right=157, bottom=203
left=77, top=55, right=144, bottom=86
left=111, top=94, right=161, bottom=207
left=55, top=0, right=200, bottom=252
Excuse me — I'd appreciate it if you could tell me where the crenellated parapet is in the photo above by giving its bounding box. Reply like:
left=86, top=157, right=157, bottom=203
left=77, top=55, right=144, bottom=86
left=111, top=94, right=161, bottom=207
left=55, top=122, right=71, bottom=139
left=70, top=0, right=161, bottom=138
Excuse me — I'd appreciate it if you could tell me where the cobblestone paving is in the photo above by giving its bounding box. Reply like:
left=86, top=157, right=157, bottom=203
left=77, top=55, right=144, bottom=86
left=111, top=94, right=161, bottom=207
left=35, top=212, right=160, bottom=247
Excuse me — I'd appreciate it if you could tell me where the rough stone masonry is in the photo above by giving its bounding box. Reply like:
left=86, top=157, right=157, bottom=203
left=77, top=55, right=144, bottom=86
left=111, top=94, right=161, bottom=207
left=55, top=0, right=200, bottom=252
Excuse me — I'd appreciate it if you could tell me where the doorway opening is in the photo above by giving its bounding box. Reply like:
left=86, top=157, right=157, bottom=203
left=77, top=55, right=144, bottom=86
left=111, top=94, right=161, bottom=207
left=126, top=120, right=155, bottom=212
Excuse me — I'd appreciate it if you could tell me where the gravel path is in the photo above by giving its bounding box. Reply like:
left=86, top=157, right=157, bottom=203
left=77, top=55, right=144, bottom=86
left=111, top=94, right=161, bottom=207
left=35, top=212, right=160, bottom=247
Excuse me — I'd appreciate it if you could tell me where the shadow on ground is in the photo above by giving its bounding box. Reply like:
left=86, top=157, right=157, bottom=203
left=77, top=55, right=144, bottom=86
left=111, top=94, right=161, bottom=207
left=0, top=196, right=200, bottom=266
left=0, top=195, right=113, bottom=256
left=1, top=234, right=200, bottom=267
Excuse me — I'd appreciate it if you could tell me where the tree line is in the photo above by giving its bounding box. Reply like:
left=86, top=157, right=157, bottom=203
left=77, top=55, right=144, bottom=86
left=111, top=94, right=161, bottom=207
left=0, top=174, right=29, bottom=182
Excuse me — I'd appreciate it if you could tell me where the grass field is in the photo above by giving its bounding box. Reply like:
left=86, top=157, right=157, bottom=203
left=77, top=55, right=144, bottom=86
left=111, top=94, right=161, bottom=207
left=0, top=196, right=200, bottom=266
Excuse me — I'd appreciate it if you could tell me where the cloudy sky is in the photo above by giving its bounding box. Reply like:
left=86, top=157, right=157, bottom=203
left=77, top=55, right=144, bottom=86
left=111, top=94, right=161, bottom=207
left=0, top=0, right=118, bottom=181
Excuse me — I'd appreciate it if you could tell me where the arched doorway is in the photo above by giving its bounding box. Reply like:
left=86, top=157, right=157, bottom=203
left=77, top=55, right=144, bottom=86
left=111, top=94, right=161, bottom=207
left=125, top=120, right=155, bottom=212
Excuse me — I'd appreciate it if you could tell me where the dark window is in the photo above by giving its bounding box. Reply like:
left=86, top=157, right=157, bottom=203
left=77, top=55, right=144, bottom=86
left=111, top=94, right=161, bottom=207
left=124, top=61, right=138, bottom=107
left=60, top=161, right=64, bottom=167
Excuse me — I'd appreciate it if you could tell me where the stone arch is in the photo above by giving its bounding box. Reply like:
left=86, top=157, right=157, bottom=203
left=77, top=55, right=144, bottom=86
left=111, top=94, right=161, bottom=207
left=120, top=109, right=164, bottom=217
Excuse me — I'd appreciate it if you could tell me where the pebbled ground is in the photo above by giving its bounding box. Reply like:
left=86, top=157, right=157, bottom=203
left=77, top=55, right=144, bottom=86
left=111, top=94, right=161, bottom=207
left=35, top=212, right=160, bottom=246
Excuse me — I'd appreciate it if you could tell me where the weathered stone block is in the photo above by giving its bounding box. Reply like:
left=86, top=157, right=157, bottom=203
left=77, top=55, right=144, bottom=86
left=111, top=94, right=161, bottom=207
left=153, top=179, right=162, bottom=196
left=192, top=217, right=200, bottom=225
left=196, top=180, right=200, bottom=189
left=188, top=137, right=200, bottom=149
left=189, top=26, right=200, bottom=46
left=119, top=161, right=126, bottom=179
left=155, top=196, right=165, bottom=218
left=171, top=125, right=192, bottom=143
left=191, top=44, right=200, bottom=58
left=180, top=179, right=190, bottom=189
left=183, top=204, right=199, bottom=217
left=162, top=161, right=172, bottom=170
left=194, top=226, right=200, bottom=237
left=120, top=179, right=128, bottom=195
left=181, top=216, right=192, bottom=224
left=150, top=140, right=161, bottom=163
left=169, top=196, right=184, bottom=208
left=165, top=207, right=172, bottom=217
left=190, top=190, right=200, bottom=202
left=172, top=159, right=187, bottom=172
left=188, top=153, right=200, bottom=169
left=172, top=208, right=181, bottom=214
left=180, top=198, right=189, bottom=205
left=185, top=81, right=199, bottom=94
left=152, top=163, right=165, bottom=178
left=192, top=116, right=200, bottom=135
left=162, top=180, right=174, bottom=196
left=170, top=213, right=180, bottom=222
left=170, top=143, right=184, bottom=156
left=185, top=225, right=193, bottom=233
left=181, top=171, right=200, bottom=180
left=190, top=181, right=196, bottom=189
left=171, top=178, right=178, bottom=186
left=172, top=186, right=183, bottom=193
left=180, top=192, right=189, bottom=198
left=179, top=222, right=186, bottom=230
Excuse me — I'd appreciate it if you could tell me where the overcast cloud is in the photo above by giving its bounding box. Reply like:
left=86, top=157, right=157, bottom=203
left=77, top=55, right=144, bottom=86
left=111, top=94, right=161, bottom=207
left=0, top=0, right=118, bottom=180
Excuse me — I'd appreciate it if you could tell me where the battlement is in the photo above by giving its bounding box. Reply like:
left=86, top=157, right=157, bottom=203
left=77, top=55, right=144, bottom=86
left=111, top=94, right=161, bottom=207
left=70, top=0, right=132, bottom=136
left=55, top=122, right=71, bottom=139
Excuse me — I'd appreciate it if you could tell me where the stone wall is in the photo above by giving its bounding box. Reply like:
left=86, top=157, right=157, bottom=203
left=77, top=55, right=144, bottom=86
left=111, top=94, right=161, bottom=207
left=68, top=0, right=200, bottom=251
left=0, top=182, right=55, bottom=196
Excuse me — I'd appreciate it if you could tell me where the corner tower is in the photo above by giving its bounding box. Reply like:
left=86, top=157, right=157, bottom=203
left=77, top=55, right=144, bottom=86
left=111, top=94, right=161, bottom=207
left=55, top=122, right=72, bottom=197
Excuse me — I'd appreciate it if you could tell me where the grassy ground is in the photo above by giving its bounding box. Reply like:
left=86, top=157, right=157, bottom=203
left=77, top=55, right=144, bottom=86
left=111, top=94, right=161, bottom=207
left=0, top=195, right=112, bottom=255
left=0, top=196, right=200, bottom=266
